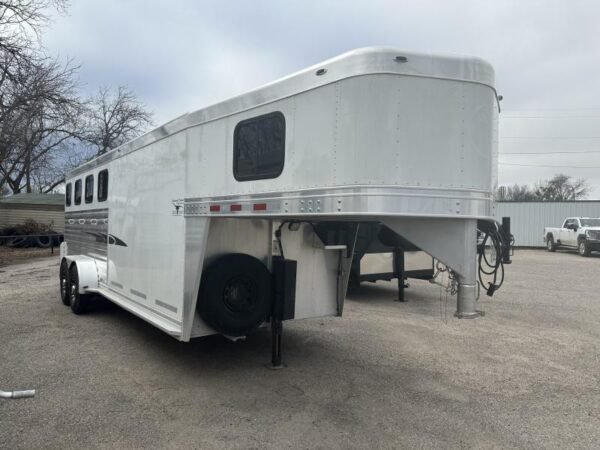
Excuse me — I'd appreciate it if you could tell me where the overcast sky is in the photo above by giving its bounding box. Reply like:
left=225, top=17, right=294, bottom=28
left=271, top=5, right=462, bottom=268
left=43, top=0, right=600, bottom=197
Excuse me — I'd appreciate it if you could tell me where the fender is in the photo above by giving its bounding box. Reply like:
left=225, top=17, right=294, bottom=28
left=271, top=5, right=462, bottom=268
left=63, top=255, right=99, bottom=294
left=59, top=241, right=68, bottom=261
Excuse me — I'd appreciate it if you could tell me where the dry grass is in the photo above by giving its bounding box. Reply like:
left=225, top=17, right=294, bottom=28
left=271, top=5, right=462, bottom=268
left=0, top=246, right=57, bottom=268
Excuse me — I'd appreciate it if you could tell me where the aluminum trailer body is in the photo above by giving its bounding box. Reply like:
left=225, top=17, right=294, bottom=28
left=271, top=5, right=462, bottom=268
left=59, top=47, right=499, bottom=343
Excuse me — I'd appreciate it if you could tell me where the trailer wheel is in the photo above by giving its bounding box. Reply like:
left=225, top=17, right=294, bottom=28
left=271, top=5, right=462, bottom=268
left=198, top=254, right=272, bottom=337
left=59, top=259, right=70, bottom=305
left=68, top=264, right=90, bottom=314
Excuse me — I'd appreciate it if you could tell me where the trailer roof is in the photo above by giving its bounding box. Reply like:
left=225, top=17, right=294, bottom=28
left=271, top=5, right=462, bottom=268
left=71, top=47, right=496, bottom=177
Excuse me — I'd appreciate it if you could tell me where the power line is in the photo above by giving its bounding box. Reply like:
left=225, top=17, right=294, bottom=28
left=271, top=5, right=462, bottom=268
left=502, top=115, right=600, bottom=119
left=503, top=108, right=600, bottom=112
left=500, top=162, right=600, bottom=169
left=500, top=136, right=600, bottom=140
left=500, top=150, right=600, bottom=155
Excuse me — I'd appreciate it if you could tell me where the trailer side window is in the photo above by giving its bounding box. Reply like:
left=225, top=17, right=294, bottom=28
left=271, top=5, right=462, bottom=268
left=65, top=183, right=72, bottom=207
left=233, top=111, right=285, bottom=181
left=85, top=175, right=94, bottom=203
left=98, top=169, right=108, bottom=202
left=74, top=179, right=82, bottom=205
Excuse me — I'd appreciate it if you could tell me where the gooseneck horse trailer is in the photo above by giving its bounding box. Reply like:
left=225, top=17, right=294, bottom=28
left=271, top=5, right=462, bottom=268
left=59, top=48, right=506, bottom=363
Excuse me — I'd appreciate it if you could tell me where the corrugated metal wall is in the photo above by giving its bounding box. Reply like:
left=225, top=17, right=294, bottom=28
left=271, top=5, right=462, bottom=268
left=494, top=202, right=600, bottom=247
left=0, top=204, right=64, bottom=232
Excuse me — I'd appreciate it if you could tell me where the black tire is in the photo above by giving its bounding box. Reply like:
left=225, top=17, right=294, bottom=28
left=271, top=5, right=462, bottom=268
left=578, top=239, right=591, bottom=257
left=68, top=264, right=90, bottom=314
left=59, top=259, right=70, bottom=305
left=7, top=236, right=27, bottom=248
left=546, top=236, right=556, bottom=252
left=198, top=253, right=272, bottom=337
left=35, top=235, right=52, bottom=248
left=21, top=237, right=35, bottom=248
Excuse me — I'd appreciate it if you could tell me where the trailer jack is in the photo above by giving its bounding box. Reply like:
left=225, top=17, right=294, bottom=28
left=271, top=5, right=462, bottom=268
left=267, top=257, right=297, bottom=369
left=0, top=389, right=35, bottom=399
left=268, top=318, right=285, bottom=370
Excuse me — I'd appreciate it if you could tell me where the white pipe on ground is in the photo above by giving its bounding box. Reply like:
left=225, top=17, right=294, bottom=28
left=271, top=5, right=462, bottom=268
left=0, top=389, right=36, bottom=399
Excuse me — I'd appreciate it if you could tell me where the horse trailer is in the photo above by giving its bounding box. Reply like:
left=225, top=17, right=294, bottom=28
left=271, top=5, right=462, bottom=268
left=59, top=47, right=509, bottom=364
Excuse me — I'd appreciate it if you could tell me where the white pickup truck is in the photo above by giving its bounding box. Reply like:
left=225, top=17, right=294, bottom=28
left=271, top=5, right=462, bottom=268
left=544, top=217, right=600, bottom=256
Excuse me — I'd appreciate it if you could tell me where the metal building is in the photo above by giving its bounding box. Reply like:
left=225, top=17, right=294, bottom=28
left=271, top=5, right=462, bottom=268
left=494, top=201, right=600, bottom=247
left=0, top=193, right=65, bottom=232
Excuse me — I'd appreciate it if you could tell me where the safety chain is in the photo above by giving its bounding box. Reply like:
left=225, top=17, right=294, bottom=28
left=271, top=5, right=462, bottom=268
left=430, top=260, right=458, bottom=296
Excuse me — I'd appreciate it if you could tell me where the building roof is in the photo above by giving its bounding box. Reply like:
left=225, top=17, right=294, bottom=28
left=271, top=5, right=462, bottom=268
left=0, top=193, right=65, bottom=206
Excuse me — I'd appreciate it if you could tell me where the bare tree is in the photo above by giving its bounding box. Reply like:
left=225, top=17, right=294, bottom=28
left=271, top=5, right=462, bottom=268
left=0, top=2, right=153, bottom=194
left=1, top=0, right=70, bottom=191
left=0, top=0, right=67, bottom=58
left=0, top=57, right=87, bottom=193
left=534, top=174, right=590, bottom=201
left=496, top=184, right=538, bottom=201
left=85, top=86, right=153, bottom=156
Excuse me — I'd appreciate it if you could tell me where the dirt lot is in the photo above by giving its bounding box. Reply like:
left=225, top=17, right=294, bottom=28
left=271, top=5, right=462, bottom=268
left=0, top=246, right=57, bottom=268
left=1, top=249, right=599, bottom=449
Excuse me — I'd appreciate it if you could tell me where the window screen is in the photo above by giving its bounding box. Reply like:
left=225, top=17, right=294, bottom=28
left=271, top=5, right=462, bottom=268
left=65, top=183, right=72, bottom=207
left=98, top=169, right=108, bottom=202
left=85, top=175, right=94, bottom=203
left=74, top=179, right=82, bottom=205
left=233, top=111, right=285, bottom=181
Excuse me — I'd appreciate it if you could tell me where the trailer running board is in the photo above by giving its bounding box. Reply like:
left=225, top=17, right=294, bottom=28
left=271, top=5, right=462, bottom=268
left=92, top=286, right=182, bottom=338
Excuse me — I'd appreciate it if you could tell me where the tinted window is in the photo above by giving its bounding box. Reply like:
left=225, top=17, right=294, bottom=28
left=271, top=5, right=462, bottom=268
left=85, top=175, right=94, bottom=204
left=65, top=183, right=72, bottom=207
left=234, top=111, right=285, bottom=181
left=74, top=180, right=82, bottom=205
left=98, top=169, right=108, bottom=202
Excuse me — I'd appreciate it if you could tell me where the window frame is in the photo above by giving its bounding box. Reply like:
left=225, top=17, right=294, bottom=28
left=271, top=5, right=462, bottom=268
left=233, top=111, right=286, bottom=182
left=74, top=179, right=82, bottom=205
left=65, top=182, right=72, bottom=207
left=97, top=169, right=109, bottom=202
left=84, top=174, right=94, bottom=204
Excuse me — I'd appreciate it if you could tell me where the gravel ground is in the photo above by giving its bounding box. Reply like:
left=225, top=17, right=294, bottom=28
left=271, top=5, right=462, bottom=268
left=1, top=249, right=599, bottom=449
left=0, top=246, right=57, bottom=268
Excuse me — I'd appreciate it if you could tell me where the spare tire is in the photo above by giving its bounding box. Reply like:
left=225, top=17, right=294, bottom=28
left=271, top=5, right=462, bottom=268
left=198, top=253, right=272, bottom=337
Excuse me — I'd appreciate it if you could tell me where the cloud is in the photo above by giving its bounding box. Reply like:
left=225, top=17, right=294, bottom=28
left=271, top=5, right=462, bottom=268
left=43, top=0, right=600, bottom=196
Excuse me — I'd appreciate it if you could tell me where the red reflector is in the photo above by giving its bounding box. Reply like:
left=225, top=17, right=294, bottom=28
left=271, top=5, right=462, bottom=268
left=230, top=204, right=242, bottom=212
left=253, top=203, right=267, bottom=211
left=209, top=205, right=220, bottom=212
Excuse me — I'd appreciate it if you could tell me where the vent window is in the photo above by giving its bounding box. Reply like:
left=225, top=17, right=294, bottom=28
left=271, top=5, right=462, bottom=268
left=85, top=175, right=94, bottom=204
left=65, top=183, right=72, bottom=207
left=74, top=180, right=82, bottom=205
left=233, top=112, right=285, bottom=181
left=98, top=169, right=108, bottom=202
